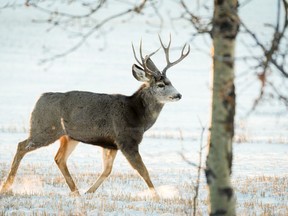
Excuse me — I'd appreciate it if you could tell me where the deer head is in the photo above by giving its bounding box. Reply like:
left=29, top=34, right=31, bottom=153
left=132, top=35, right=190, bottom=103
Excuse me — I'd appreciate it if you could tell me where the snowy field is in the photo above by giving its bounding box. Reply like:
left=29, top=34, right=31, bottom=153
left=0, top=1, right=288, bottom=215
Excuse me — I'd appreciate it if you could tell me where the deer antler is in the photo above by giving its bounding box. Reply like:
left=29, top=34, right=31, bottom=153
left=132, top=40, right=161, bottom=79
left=158, top=34, right=190, bottom=76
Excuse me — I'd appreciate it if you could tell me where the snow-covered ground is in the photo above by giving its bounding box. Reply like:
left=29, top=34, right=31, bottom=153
left=0, top=133, right=287, bottom=215
left=0, top=1, right=287, bottom=215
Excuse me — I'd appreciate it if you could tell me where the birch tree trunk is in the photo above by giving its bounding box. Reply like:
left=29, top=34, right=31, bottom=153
left=205, top=0, right=239, bottom=215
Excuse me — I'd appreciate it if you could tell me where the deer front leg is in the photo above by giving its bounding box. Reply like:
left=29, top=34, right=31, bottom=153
left=86, top=148, right=117, bottom=194
left=121, top=146, right=159, bottom=199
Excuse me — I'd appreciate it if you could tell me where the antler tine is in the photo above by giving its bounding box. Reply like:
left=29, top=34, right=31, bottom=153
left=143, top=52, right=162, bottom=80
left=158, top=34, right=171, bottom=66
left=181, top=43, right=191, bottom=57
left=145, top=47, right=160, bottom=60
left=141, top=40, right=160, bottom=76
left=139, top=39, right=145, bottom=61
left=132, top=39, right=161, bottom=78
left=140, top=39, right=160, bottom=63
left=171, top=43, right=190, bottom=66
left=132, top=43, right=143, bottom=66
left=159, top=34, right=190, bottom=75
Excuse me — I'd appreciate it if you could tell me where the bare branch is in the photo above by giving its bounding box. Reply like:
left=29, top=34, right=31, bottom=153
left=148, top=0, right=164, bottom=31
left=268, top=81, right=288, bottom=106
left=270, top=58, right=288, bottom=78
left=38, top=0, right=150, bottom=64
left=180, top=0, right=211, bottom=35
left=193, top=118, right=205, bottom=216
left=27, top=0, right=106, bottom=19
left=240, top=0, right=288, bottom=111
left=178, top=117, right=207, bottom=216
left=0, top=1, right=24, bottom=9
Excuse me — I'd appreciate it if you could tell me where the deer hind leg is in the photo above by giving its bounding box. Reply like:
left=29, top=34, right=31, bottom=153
left=86, top=148, right=117, bottom=194
left=121, top=147, right=158, bottom=198
left=54, top=136, right=79, bottom=195
left=1, top=139, right=38, bottom=193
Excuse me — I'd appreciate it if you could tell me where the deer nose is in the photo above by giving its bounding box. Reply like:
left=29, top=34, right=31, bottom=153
left=175, top=93, right=182, bottom=100
left=170, top=93, right=182, bottom=101
left=177, top=93, right=182, bottom=99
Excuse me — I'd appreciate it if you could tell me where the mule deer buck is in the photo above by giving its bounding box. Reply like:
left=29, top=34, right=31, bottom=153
left=1, top=36, right=190, bottom=197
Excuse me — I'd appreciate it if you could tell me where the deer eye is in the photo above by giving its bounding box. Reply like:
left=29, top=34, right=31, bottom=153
left=157, top=83, right=165, bottom=88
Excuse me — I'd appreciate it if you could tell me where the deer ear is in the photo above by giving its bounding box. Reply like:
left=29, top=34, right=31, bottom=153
left=132, top=64, right=150, bottom=82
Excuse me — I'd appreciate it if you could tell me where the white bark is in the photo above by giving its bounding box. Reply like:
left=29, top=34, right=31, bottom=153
left=206, top=0, right=239, bottom=215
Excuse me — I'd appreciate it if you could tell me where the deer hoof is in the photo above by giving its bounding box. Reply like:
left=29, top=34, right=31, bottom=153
left=70, top=190, right=80, bottom=197
left=0, top=188, right=13, bottom=195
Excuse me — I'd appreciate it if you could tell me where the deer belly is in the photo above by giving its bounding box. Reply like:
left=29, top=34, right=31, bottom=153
left=74, top=136, right=118, bottom=150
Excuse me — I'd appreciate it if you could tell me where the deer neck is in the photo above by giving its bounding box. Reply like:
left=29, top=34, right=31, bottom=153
left=132, top=84, right=164, bottom=131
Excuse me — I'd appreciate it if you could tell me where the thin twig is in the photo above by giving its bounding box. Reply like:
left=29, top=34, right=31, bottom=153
left=28, top=0, right=106, bottom=19
left=180, top=0, right=211, bottom=35
left=193, top=117, right=206, bottom=216
left=179, top=117, right=206, bottom=216
left=239, top=0, right=288, bottom=111
left=38, top=1, right=149, bottom=64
